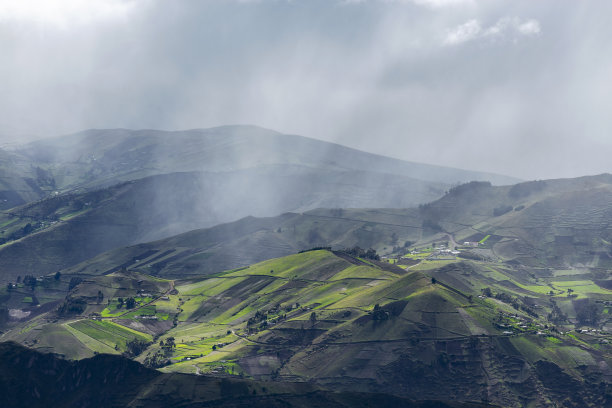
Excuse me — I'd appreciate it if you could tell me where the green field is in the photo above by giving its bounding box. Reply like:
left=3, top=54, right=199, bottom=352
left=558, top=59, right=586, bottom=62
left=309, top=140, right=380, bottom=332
left=68, top=320, right=151, bottom=351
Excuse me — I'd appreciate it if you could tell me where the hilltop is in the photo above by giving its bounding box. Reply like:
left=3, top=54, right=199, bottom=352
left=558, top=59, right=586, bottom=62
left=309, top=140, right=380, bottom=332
left=16, top=126, right=518, bottom=190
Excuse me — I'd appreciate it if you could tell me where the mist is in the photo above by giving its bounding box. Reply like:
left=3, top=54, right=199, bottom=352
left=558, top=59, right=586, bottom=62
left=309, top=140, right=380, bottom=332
left=1, top=0, right=611, bottom=180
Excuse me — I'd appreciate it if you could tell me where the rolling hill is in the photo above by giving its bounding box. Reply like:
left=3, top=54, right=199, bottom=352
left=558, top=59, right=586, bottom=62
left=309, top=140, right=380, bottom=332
left=36, top=173, right=612, bottom=286
left=0, top=125, right=520, bottom=283
left=1, top=250, right=610, bottom=407
left=0, top=342, right=485, bottom=408
left=15, top=126, right=518, bottom=190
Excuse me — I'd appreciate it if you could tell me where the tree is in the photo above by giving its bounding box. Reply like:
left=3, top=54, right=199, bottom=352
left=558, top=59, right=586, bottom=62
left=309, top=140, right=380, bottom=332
left=372, top=304, right=389, bottom=321
left=117, top=297, right=124, bottom=308
left=125, top=339, right=150, bottom=357
left=431, top=277, right=437, bottom=284
left=310, top=311, right=317, bottom=327
left=481, top=287, right=492, bottom=297
left=160, top=337, right=176, bottom=356
left=54, top=271, right=61, bottom=281
left=125, top=297, right=136, bottom=309
left=165, top=337, right=176, bottom=348
left=97, top=290, right=104, bottom=304
left=6, top=282, right=12, bottom=292
left=567, top=288, right=574, bottom=297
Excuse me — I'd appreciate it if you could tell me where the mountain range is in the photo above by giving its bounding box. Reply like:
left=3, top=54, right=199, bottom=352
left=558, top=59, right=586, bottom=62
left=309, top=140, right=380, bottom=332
left=0, top=127, right=610, bottom=408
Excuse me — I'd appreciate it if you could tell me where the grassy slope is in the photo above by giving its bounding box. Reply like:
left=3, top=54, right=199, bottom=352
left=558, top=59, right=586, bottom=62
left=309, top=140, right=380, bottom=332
left=1, top=250, right=610, bottom=406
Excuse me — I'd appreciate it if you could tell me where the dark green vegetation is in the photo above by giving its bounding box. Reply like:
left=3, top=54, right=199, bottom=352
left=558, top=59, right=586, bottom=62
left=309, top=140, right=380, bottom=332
left=0, top=342, right=488, bottom=408
left=0, top=126, right=517, bottom=282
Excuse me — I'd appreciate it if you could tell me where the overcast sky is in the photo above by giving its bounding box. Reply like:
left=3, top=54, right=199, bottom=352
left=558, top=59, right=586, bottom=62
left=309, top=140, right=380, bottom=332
left=1, top=0, right=611, bottom=180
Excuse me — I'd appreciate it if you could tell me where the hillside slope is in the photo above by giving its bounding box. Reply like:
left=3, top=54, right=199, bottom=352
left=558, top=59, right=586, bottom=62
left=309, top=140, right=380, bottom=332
left=418, top=175, right=612, bottom=267
left=0, top=342, right=483, bottom=408
left=0, top=125, right=521, bottom=282
left=0, top=148, right=55, bottom=209
left=0, top=169, right=435, bottom=282
left=16, top=126, right=519, bottom=190
left=52, top=174, right=612, bottom=281
left=2, top=250, right=610, bottom=407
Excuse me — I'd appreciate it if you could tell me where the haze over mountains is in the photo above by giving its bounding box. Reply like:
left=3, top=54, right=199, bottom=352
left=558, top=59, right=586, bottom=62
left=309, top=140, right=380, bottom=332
left=1, top=126, right=611, bottom=408
left=54, top=174, right=612, bottom=282
left=0, top=126, right=519, bottom=281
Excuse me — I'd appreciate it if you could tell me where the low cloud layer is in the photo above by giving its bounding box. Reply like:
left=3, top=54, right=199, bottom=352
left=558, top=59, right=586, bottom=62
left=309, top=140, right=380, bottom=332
left=0, top=0, right=611, bottom=180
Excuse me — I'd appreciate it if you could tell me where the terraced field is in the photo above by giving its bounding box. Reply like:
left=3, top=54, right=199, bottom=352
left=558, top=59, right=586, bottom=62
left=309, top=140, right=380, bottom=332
left=1, top=248, right=611, bottom=407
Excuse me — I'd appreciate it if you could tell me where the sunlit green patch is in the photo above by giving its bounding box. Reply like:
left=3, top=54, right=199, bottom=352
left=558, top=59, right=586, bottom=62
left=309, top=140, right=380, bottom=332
left=68, top=319, right=151, bottom=351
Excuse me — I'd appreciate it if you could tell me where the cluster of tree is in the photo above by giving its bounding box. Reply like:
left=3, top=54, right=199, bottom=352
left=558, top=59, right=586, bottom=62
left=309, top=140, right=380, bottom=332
left=341, top=246, right=380, bottom=261
left=421, top=219, right=443, bottom=232
left=57, top=297, right=87, bottom=315
left=159, top=337, right=176, bottom=355
left=284, top=302, right=300, bottom=313
left=124, top=339, right=150, bottom=357
left=446, top=181, right=492, bottom=197
left=493, top=205, right=513, bottom=217
left=212, top=342, right=227, bottom=351
left=22, top=275, right=38, bottom=291
left=143, top=350, right=170, bottom=368
left=116, top=297, right=136, bottom=309
left=508, top=180, right=546, bottom=198
left=247, top=310, right=268, bottom=327
left=392, top=240, right=414, bottom=254
left=246, top=309, right=287, bottom=333
left=371, top=304, right=389, bottom=321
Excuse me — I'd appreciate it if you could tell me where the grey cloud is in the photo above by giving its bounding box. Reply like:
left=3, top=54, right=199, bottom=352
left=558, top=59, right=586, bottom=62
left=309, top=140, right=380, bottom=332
left=0, top=0, right=611, bottom=180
